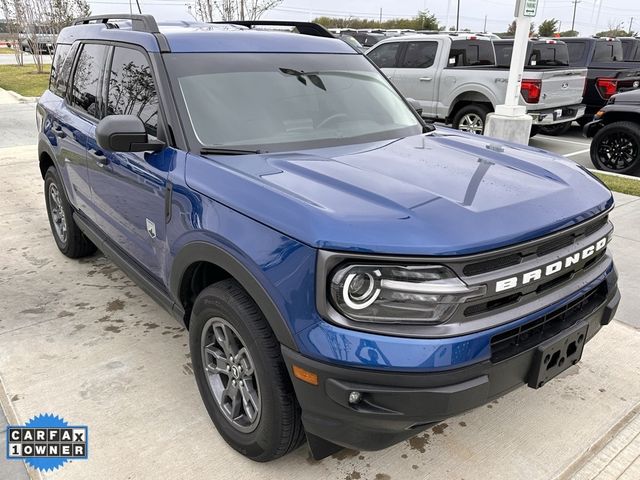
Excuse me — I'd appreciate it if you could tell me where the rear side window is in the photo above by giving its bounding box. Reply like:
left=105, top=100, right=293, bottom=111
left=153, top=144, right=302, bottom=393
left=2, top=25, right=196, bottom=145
left=70, top=43, right=108, bottom=119
left=400, top=42, right=438, bottom=68
left=449, top=40, right=495, bottom=66
left=106, top=47, right=159, bottom=137
left=368, top=42, right=401, bottom=68
left=566, top=41, right=586, bottom=65
left=49, top=44, right=71, bottom=96
left=593, top=41, right=624, bottom=62
left=494, top=43, right=512, bottom=67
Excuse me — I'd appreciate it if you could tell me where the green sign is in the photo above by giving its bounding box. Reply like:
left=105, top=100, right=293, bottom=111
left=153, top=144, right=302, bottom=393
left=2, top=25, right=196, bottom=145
left=523, top=0, right=538, bottom=16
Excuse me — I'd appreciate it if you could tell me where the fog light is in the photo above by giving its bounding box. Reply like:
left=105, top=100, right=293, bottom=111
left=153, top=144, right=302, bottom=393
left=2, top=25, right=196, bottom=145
left=348, top=391, right=362, bottom=404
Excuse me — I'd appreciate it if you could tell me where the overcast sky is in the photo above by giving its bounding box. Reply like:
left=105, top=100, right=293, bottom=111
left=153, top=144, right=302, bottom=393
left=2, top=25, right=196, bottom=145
left=88, top=0, right=639, bottom=36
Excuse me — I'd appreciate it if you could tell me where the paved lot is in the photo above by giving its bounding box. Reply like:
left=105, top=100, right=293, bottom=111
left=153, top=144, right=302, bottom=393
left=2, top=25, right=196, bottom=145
left=0, top=97, right=639, bottom=479
left=530, top=124, right=593, bottom=171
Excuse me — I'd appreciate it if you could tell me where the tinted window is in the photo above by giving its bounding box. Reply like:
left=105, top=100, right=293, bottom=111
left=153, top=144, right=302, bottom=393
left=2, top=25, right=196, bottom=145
left=494, top=43, right=512, bottom=67
left=400, top=42, right=437, bottom=68
left=593, top=41, right=624, bottom=62
left=449, top=40, right=495, bottom=66
left=367, top=42, right=401, bottom=68
left=70, top=43, right=108, bottom=118
left=106, top=47, right=159, bottom=136
left=529, top=44, right=569, bottom=66
left=566, top=41, right=586, bottom=65
left=49, top=44, right=71, bottom=96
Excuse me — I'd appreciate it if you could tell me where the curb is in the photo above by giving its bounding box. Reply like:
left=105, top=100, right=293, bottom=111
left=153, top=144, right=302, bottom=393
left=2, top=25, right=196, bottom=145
left=4, top=89, right=38, bottom=103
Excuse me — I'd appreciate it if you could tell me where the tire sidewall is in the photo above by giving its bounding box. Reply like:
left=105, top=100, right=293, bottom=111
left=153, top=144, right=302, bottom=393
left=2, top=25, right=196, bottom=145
left=44, top=167, right=72, bottom=254
left=453, top=105, right=491, bottom=134
left=189, top=284, right=290, bottom=460
left=591, top=122, right=640, bottom=175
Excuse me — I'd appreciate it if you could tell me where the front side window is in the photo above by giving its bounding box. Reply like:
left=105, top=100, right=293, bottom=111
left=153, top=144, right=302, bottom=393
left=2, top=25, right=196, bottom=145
left=70, top=43, right=108, bottom=118
left=167, top=53, right=422, bottom=152
left=367, top=42, right=401, bottom=68
left=106, top=47, right=159, bottom=136
left=400, top=41, right=438, bottom=68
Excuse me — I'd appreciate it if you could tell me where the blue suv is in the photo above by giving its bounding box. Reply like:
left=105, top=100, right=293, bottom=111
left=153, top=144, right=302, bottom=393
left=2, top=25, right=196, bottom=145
left=37, top=14, right=620, bottom=461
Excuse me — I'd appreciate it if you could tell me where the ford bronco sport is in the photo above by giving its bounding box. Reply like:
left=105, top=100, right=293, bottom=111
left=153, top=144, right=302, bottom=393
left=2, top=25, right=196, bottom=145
left=37, top=15, right=620, bottom=462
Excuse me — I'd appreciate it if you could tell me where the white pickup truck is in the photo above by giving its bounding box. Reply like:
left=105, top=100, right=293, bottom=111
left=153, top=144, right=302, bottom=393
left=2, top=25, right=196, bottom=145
left=366, top=33, right=587, bottom=134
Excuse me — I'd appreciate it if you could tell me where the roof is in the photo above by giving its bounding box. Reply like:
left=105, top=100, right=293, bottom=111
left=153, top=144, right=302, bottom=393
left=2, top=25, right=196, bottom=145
left=56, top=16, right=355, bottom=55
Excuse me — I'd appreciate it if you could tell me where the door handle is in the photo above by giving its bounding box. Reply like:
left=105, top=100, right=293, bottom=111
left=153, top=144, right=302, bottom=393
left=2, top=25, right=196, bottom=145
left=419, top=77, right=433, bottom=82
left=89, top=149, right=108, bottom=167
left=52, top=125, right=66, bottom=138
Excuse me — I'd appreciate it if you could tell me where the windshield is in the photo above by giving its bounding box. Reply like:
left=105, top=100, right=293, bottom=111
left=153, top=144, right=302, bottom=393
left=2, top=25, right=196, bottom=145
left=165, top=53, right=422, bottom=152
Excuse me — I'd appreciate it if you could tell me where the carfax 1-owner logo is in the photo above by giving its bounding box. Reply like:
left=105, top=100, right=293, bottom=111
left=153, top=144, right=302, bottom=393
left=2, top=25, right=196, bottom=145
left=5, top=413, right=88, bottom=472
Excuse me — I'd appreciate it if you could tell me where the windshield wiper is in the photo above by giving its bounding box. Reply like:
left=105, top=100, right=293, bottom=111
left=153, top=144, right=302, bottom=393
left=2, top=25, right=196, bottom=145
left=200, top=147, right=263, bottom=156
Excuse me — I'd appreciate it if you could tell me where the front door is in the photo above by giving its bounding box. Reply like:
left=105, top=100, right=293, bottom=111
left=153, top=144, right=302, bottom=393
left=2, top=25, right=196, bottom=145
left=87, top=45, right=171, bottom=281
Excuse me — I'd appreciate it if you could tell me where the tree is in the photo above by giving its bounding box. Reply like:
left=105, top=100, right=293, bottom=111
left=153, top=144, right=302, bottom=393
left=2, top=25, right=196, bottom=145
left=48, top=0, right=91, bottom=33
left=559, top=30, right=579, bottom=37
left=313, top=10, right=440, bottom=31
left=595, top=28, right=630, bottom=37
left=538, top=18, right=559, bottom=37
left=194, top=0, right=283, bottom=22
left=506, top=19, right=535, bottom=36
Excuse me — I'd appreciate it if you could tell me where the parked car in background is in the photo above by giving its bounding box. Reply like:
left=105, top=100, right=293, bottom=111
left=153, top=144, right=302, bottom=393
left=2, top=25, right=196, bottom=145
left=563, top=37, right=640, bottom=126
left=493, top=38, right=578, bottom=136
left=350, top=31, right=385, bottom=49
left=39, top=15, right=620, bottom=462
left=584, top=88, right=640, bottom=176
left=367, top=34, right=587, bottom=135
left=620, top=37, right=640, bottom=62
left=336, top=34, right=365, bottom=53
left=18, top=31, right=55, bottom=54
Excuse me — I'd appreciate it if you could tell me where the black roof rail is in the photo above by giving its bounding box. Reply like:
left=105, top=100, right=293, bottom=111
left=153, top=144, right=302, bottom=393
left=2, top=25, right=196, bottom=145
left=210, top=20, right=334, bottom=38
left=73, top=14, right=160, bottom=33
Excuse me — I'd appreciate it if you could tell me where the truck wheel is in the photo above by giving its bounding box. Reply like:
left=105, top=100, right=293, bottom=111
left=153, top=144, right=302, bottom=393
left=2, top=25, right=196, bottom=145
left=189, top=279, right=305, bottom=461
left=539, top=122, right=572, bottom=136
left=44, top=166, right=96, bottom=258
left=590, top=121, right=640, bottom=176
left=452, top=105, right=491, bottom=135
left=530, top=126, right=540, bottom=138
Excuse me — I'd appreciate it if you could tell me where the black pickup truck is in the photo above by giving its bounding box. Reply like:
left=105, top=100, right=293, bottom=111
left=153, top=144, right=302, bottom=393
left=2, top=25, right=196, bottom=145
left=563, top=37, right=640, bottom=126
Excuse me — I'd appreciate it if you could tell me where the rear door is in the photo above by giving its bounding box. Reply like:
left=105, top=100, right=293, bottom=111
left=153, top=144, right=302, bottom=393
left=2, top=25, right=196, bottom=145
left=87, top=45, right=170, bottom=280
left=366, top=41, right=402, bottom=81
left=391, top=40, right=441, bottom=117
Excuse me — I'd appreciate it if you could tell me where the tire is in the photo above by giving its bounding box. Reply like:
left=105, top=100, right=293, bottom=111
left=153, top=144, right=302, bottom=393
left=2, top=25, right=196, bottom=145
left=189, top=279, right=305, bottom=461
left=590, top=122, right=640, bottom=176
left=44, top=167, right=97, bottom=258
left=539, top=121, right=572, bottom=136
left=452, top=104, right=491, bottom=135
left=530, top=125, right=540, bottom=138
left=576, top=116, right=590, bottom=128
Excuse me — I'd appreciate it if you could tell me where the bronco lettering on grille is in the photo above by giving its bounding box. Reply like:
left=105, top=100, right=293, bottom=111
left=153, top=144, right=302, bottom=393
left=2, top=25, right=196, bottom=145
left=495, top=237, right=608, bottom=293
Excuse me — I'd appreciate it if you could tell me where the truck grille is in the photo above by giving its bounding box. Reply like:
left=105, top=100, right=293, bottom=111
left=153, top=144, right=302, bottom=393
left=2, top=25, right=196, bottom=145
left=462, top=215, right=609, bottom=277
left=490, top=280, right=608, bottom=363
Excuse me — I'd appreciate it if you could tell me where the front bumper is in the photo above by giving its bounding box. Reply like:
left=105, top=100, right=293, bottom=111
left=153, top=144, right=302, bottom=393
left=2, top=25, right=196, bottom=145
left=529, top=104, right=586, bottom=125
left=284, top=279, right=619, bottom=455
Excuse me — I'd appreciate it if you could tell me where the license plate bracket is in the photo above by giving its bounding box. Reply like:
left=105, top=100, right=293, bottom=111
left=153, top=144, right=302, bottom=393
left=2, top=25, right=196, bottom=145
left=527, top=321, right=589, bottom=389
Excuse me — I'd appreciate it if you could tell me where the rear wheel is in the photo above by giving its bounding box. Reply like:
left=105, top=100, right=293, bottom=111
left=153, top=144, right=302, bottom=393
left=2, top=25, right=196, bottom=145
left=189, top=279, right=305, bottom=461
left=44, top=167, right=96, bottom=258
left=452, top=104, right=491, bottom=135
left=539, top=122, right=572, bottom=136
left=590, top=121, right=640, bottom=176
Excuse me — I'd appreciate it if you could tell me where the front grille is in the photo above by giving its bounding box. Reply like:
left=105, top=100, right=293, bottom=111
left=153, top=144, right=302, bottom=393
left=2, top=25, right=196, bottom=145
left=490, top=281, right=608, bottom=363
left=462, top=214, right=609, bottom=278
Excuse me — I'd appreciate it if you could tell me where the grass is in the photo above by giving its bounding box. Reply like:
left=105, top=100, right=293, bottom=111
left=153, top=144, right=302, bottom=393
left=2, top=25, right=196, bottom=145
left=0, top=64, right=50, bottom=97
left=0, top=47, right=15, bottom=54
left=595, top=172, right=640, bottom=197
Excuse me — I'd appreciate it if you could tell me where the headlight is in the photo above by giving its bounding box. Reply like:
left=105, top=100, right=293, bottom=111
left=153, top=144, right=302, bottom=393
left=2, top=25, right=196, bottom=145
left=329, top=264, right=486, bottom=325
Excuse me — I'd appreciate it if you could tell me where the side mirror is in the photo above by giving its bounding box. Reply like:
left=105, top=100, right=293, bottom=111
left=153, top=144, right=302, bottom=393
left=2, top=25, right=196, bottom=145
left=407, top=97, right=423, bottom=116
left=96, top=115, right=164, bottom=153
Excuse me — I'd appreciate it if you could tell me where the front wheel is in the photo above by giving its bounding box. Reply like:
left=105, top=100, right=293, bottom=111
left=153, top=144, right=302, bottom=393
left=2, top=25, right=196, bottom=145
left=189, top=279, right=305, bottom=461
left=452, top=104, right=491, bottom=135
left=590, top=121, right=640, bottom=176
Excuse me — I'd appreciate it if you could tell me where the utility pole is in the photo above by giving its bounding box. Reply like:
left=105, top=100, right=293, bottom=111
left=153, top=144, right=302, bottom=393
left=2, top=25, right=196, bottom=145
left=483, top=14, right=487, bottom=33
left=240, top=0, right=245, bottom=21
left=630, top=17, right=634, bottom=35
left=379, top=8, right=382, bottom=28
left=571, top=0, right=581, bottom=33
left=456, top=0, right=460, bottom=30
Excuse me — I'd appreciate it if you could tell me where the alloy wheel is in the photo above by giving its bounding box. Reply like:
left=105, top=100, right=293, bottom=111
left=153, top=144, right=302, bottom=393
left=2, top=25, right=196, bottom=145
left=458, top=113, right=484, bottom=134
left=48, top=183, right=68, bottom=244
left=596, top=132, right=638, bottom=171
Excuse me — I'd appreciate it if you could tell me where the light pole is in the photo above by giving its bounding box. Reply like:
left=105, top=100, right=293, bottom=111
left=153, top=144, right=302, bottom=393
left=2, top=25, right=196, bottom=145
left=456, top=0, right=461, bottom=30
left=571, top=0, right=581, bottom=33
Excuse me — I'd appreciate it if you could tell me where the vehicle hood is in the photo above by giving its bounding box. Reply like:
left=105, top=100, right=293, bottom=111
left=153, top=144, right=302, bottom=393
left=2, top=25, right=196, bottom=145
left=611, top=88, right=640, bottom=104
left=186, top=129, right=613, bottom=256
